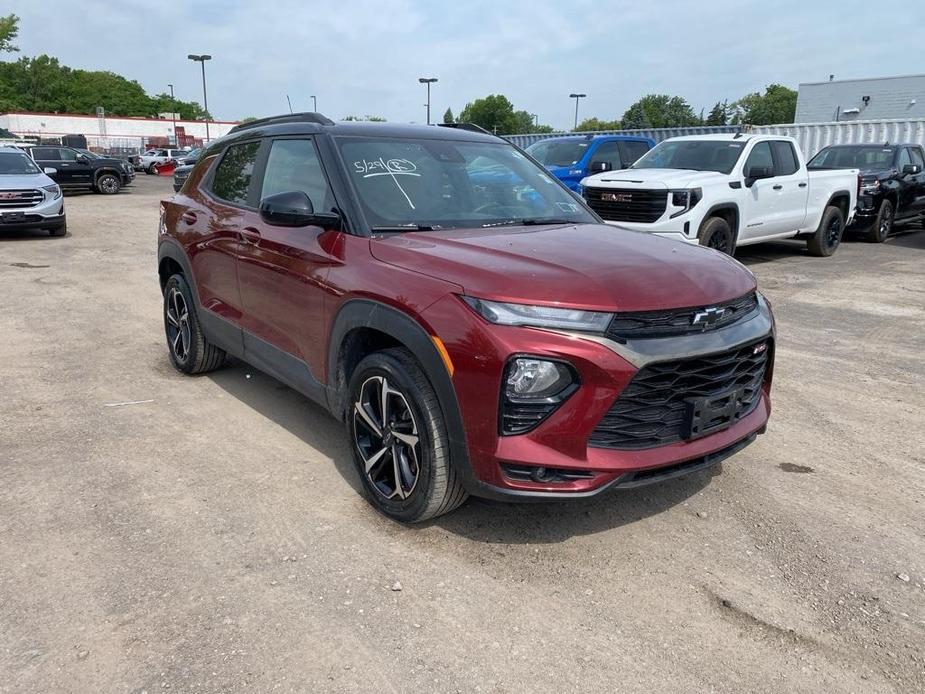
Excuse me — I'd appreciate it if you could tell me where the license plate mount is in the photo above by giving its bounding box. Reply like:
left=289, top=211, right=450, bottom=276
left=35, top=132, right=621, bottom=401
left=684, top=387, right=746, bottom=440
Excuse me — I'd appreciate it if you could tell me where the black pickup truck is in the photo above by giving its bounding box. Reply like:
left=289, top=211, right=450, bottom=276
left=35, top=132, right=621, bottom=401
left=808, top=143, right=925, bottom=242
left=29, top=146, right=135, bottom=195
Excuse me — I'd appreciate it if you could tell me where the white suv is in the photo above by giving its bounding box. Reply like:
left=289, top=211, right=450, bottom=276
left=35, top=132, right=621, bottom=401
left=0, top=146, right=66, bottom=236
left=581, top=134, right=859, bottom=257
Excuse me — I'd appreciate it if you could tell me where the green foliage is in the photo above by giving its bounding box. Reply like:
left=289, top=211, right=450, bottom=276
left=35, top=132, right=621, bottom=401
left=442, top=107, right=454, bottom=124
left=0, top=54, right=208, bottom=118
left=621, top=94, right=701, bottom=129
left=458, top=95, right=551, bottom=135
left=342, top=115, right=387, bottom=122
left=575, top=117, right=622, bottom=132
left=705, top=101, right=728, bottom=126
left=0, top=14, right=18, bottom=53
left=730, top=84, right=796, bottom=125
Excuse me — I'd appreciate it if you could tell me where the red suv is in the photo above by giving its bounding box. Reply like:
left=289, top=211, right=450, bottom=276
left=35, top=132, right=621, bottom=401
left=158, top=113, right=775, bottom=522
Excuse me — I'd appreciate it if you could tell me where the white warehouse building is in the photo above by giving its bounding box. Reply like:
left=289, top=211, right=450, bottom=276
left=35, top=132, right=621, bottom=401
left=0, top=111, right=239, bottom=151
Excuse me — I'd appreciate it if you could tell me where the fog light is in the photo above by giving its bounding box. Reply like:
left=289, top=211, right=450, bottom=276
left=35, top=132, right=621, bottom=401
left=506, top=358, right=572, bottom=398
left=500, top=357, right=579, bottom=435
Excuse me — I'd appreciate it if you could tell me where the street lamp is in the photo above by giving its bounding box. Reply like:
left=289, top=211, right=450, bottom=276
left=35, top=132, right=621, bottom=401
left=187, top=54, right=212, bottom=142
left=167, top=83, right=177, bottom=146
left=531, top=113, right=538, bottom=129
left=310, top=95, right=317, bottom=112
left=418, top=77, right=438, bottom=125
left=569, top=93, right=586, bottom=131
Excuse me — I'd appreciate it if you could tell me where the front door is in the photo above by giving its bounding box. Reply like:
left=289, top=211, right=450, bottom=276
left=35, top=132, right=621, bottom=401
left=739, top=141, right=781, bottom=241
left=235, top=137, right=342, bottom=382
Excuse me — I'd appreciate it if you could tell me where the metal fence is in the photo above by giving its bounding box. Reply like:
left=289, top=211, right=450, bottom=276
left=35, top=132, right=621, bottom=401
left=504, top=118, right=925, bottom=158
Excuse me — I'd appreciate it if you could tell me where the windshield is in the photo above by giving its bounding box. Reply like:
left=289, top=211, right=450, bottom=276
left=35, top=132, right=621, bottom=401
left=808, top=146, right=895, bottom=170
left=0, top=151, right=41, bottom=175
left=632, top=140, right=746, bottom=174
left=336, top=137, right=596, bottom=230
left=526, top=139, right=590, bottom=167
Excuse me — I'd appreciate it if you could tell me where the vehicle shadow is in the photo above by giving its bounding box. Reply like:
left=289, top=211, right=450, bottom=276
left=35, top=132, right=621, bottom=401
left=208, top=358, right=716, bottom=541
left=733, top=239, right=810, bottom=265
left=887, top=223, right=925, bottom=249
left=0, top=229, right=67, bottom=242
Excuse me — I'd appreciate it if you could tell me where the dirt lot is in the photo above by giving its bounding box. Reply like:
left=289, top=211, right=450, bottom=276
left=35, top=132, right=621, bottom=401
left=1, top=175, right=923, bottom=693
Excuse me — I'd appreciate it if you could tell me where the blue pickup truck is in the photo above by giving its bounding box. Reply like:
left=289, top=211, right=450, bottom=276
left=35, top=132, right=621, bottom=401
left=525, top=134, right=655, bottom=192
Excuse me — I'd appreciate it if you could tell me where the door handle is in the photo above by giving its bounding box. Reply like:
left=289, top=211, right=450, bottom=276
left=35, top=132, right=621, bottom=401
left=240, top=226, right=262, bottom=244
left=181, top=211, right=198, bottom=225
left=772, top=184, right=783, bottom=190
left=798, top=182, right=808, bottom=188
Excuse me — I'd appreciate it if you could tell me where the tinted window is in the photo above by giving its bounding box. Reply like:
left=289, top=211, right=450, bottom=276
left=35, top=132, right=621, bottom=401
left=808, top=146, right=895, bottom=169
left=745, top=142, right=773, bottom=173
left=772, top=141, right=799, bottom=176
left=31, top=147, right=56, bottom=160
left=211, top=141, right=261, bottom=206
left=526, top=139, right=590, bottom=167
left=619, top=140, right=650, bottom=166
left=633, top=140, right=745, bottom=174
left=261, top=139, right=334, bottom=211
left=591, top=141, right=622, bottom=169
left=905, top=148, right=924, bottom=169
left=897, top=148, right=912, bottom=170
left=58, top=148, right=78, bottom=162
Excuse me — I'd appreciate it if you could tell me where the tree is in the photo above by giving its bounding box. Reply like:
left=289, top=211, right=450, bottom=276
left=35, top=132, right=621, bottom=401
left=621, top=94, right=700, bottom=129
left=575, top=117, right=622, bottom=132
left=0, top=14, right=18, bottom=52
left=150, top=92, right=208, bottom=120
left=705, top=100, right=728, bottom=126
left=342, top=115, right=386, bottom=122
left=457, top=95, right=542, bottom=135
left=442, top=107, right=454, bottom=124
left=730, top=84, right=797, bottom=125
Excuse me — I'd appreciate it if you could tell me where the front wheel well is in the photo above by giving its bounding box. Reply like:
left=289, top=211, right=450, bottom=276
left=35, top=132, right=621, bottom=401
left=699, top=206, right=739, bottom=242
left=334, top=327, right=404, bottom=418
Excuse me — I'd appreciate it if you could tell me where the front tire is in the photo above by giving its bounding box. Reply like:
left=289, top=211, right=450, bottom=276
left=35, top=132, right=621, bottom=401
left=807, top=205, right=845, bottom=257
left=96, top=173, right=121, bottom=195
left=163, top=274, right=226, bottom=374
left=347, top=348, right=468, bottom=523
left=146, top=163, right=158, bottom=175
left=698, top=216, right=735, bottom=255
left=866, top=199, right=893, bottom=243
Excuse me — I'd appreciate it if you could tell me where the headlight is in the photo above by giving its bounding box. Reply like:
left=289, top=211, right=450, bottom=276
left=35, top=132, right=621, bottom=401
left=860, top=179, right=880, bottom=193
left=669, top=188, right=702, bottom=218
left=462, top=296, right=611, bottom=332
left=42, top=183, right=62, bottom=200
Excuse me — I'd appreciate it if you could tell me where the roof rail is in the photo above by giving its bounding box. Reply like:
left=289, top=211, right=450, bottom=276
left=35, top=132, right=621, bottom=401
left=229, top=112, right=335, bottom=133
left=438, top=122, right=493, bottom=135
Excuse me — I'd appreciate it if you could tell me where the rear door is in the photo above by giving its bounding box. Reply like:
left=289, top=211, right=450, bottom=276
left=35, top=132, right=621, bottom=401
left=769, top=140, right=809, bottom=232
left=32, top=147, right=77, bottom=185
left=235, top=137, right=341, bottom=379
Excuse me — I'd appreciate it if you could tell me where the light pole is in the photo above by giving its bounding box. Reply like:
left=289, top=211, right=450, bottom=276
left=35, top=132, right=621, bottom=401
left=569, top=93, right=586, bottom=131
left=418, top=77, right=438, bottom=125
left=531, top=113, right=538, bottom=129
left=187, top=54, right=212, bottom=142
left=167, top=83, right=177, bottom=146
left=310, top=95, right=317, bottom=112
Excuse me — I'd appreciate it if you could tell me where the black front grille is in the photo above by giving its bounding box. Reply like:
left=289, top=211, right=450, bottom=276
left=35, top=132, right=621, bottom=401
left=590, top=339, right=771, bottom=450
left=606, top=293, right=759, bottom=340
left=583, top=187, right=667, bottom=223
left=0, top=189, right=44, bottom=209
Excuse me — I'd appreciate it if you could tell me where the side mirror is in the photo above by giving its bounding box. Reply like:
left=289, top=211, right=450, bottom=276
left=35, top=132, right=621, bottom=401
left=589, top=160, right=612, bottom=173
left=76, top=154, right=90, bottom=164
left=745, top=165, right=774, bottom=187
left=902, top=163, right=921, bottom=175
left=43, top=167, right=58, bottom=176
left=259, top=191, right=341, bottom=229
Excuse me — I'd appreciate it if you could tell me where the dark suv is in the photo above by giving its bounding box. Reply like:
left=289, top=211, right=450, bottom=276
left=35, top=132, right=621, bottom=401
left=158, top=113, right=775, bottom=522
left=30, top=145, right=134, bottom=195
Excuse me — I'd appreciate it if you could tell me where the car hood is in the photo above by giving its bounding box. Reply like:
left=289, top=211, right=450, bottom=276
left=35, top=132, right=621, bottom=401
left=582, top=168, right=724, bottom=190
left=0, top=172, right=55, bottom=189
left=369, top=223, right=755, bottom=312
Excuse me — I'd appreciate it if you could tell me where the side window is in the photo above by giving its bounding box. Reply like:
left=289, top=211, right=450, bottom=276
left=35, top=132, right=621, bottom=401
left=897, top=148, right=912, bottom=170
left=619, top=141, right=650, bottom=166
left=58, top=148, right=79, bottom=162
left=260, top=139, right=334, bottom=211
left=906, top=147, right=924, bottom=169
left=591, top=141, right=622, bottom=170
left=745, top=142, right=774, bottom=173
left=157, top=149, right=169, bottom=156
left=211, top=141, right=261, bottom=206
left=772, top=141, right=799, bottom=176
left=31, top=147, right=55, bottom=160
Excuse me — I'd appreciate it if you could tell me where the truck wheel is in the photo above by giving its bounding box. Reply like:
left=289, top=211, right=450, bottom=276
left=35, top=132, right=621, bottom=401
left=866, top=200, right=893, bottom=243
left=698, top=217, right=734, bottom=255
left=807, top=205, right=845, bottom=257
left=96, top=173, right=121, bottom=195
left=146, top=163, right=158, bottom=175
left=347, top=347, right=468, bottom=523
left=163, top=274, right=226, bottom=374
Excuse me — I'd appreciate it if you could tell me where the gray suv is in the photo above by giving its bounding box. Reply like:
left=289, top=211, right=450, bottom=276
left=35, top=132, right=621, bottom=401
left=0, top=147, right=66, bottom=236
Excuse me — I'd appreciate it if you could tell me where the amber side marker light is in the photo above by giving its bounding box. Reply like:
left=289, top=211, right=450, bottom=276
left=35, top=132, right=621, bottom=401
left=431, top=336, right=454, bottom=377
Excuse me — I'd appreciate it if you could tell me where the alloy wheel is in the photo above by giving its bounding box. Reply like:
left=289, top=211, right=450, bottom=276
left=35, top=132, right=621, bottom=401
left=353, top=375, right=421, bottom=500
left=99, top=176, right=119, bottom=194
left=165, top=287, right=191, bottom=362
left=707, top=230, right=731, bottom=253
left=879, top=210, right=893, bottom=241
left=826, top=214, right=843, bottom=249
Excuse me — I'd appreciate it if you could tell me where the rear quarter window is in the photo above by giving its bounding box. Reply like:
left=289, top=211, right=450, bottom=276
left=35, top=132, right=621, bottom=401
left=210, top=141, right=261, bottom=206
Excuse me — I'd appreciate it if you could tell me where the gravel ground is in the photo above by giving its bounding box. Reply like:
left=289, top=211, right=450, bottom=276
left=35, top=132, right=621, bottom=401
left=1, top=175, right=923, bottom=693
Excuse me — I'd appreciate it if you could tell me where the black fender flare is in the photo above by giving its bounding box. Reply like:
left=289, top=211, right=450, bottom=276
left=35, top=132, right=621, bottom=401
left=699, top=203, right=741, bottom=243
left=93, top=167, right=123, bottom=184
left=157, top=239, right=198, bottom=303
left=326, top=299, right=475, bottom=490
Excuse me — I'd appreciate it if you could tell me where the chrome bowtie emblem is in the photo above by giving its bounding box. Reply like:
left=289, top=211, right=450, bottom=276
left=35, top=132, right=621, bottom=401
left=691, top=306, right=727, bottom=328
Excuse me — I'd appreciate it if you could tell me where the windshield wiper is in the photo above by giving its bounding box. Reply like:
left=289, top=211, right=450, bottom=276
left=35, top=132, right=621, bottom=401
left=371, top=224, right=441, bottom=232
left=482, top=218, right=575, bottom=228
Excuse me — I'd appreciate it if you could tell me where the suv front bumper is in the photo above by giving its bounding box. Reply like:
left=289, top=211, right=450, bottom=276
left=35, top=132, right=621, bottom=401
left=0, top=194, right=66, bottom=233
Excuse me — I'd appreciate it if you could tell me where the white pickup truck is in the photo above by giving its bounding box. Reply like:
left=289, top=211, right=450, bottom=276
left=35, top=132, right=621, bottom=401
left=580, top=134, right=859, bottom=257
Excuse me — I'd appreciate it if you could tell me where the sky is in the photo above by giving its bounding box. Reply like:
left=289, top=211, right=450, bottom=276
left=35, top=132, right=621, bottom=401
left=7, top=0, right=924, bottom=130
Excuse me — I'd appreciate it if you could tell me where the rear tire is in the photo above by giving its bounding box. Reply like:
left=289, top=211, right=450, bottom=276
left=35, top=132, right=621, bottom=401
left=347, top=348, right=468, bottom=523
left=698, top=216, right=735, bottom=255
left=163, top=274, right=226, bottom=374
left=96, top=173, right=121, bottom=195
left=807, top=205, right=845, bottom=257
left=866, top=199, right=893, bottom=243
